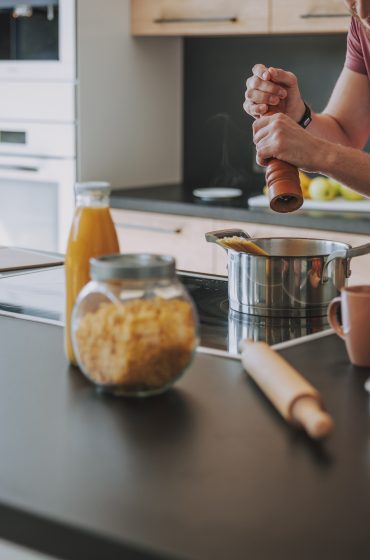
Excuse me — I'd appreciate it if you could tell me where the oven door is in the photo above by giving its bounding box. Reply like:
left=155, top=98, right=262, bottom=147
left=0, top=154, right=75, bottom=252
left=0, top=0, right=75, bottom=81
left=0, top=121, right=75, bottom=158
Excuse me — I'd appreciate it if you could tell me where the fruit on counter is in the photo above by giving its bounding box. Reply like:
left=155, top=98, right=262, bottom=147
left=262, top=174, right=366, bottom=201
left=298, top=171, right=310, bottom=189
left=308, top=177, right=337, bottom=201
left=327, top=177, right=365, bottom=200
left=326, top=177, right=342, bottom=195
left=299, top=171, right=311, bottom=199
left=338, top=184, right=365, bottom=200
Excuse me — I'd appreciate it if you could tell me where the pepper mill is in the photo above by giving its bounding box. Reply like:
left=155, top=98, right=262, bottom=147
left=265, top=101, right=303, bottom=213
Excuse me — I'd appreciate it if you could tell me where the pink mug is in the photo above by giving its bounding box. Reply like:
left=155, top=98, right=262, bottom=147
left=328, top=286, right=370, bottom=368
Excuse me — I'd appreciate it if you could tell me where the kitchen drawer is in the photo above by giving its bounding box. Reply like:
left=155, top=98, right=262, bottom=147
left=111, top=209, right=215, bottom=274
left=271, top=0, right=351, bottom=34
left=131, top=0, right=268, bottom=36
left=213, top=219, right=370, bottom=284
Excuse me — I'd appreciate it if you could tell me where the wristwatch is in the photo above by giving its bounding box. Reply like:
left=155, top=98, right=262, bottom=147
left=298, top=101, right=312, bottom=129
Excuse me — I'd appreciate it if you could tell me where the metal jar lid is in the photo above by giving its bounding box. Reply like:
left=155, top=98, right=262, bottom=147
left=90, top=254, right=176, bottom=281
left=75, top=181, right=111, bottom=194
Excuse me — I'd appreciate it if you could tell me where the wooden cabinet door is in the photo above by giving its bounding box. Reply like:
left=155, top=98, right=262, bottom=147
left=111, top=209, right=216, bottom=274
left=131, top=0, right=268, bottom=36
left=213, top=219, right=370, bottom=284
left=271, top=0, right=351, bottom=34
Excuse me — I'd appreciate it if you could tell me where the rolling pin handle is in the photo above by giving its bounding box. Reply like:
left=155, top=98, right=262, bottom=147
left=240, top=340, right=334, bottom=441
left=290, top=396, right=334, bottom=440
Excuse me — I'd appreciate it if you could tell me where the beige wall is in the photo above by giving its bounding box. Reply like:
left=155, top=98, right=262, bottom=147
left=77, top=0, right=182, bottom=188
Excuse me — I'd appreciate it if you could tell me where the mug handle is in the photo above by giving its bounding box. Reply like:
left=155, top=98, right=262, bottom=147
left=327, top=297, right=345, bottom=339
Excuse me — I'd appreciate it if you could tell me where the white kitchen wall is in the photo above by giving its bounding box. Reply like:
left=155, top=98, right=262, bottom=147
left=77, top=0, right=182, bottom=188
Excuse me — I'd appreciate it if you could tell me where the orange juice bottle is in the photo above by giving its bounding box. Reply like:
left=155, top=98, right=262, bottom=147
left=65, top=181, right=119, bottom=364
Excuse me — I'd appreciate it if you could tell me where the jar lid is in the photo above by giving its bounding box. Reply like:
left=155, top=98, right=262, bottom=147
left=75, top=181, right=111, bottom=194
left=90, top=254, right=176, bottom=281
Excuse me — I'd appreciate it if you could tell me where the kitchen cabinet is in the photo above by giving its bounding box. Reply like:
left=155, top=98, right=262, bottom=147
left=271, top=0, right=351, bottom=34
left=213, top=219, right=370, bottom=284
left=131, top=0, right=268, bottom=36
left=131, top=0, right=350, bottom=36
left=111, top=209, right=215, bottom=273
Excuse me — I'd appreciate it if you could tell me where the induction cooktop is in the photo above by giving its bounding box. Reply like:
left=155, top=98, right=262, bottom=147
left=0, top=266, right=331, bottom=356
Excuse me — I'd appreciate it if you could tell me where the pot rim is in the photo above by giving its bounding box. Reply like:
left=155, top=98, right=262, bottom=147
left=227, top=237, right=350, bottom=259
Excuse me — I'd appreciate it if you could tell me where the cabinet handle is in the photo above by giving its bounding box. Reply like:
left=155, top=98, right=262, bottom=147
left=0, top=163, right=40, bottom=173
left=154, top=16, right=238, bottom=24
left=114, top=222, right=183, bottom=235
left=300, top=13, right=350, bottom=19
left=0, top=163, right=39, bottom=172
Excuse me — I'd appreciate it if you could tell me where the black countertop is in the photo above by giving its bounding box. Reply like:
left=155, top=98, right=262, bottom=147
left=110, top=184, right=370, bottom=235
left=0, top=315, right=369, bottom=560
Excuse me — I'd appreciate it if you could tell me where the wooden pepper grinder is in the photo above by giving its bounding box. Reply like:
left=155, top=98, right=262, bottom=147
left=265, top=100, right=303, bottom=213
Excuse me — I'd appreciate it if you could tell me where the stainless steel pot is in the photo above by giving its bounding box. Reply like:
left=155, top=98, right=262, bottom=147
left=206, top=229, right=370, bottom=318
left=227, top=310, right=328, bottom=353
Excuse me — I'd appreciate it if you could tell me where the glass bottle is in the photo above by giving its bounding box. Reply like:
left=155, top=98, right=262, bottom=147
left=64, top=182, right=119, bottom=364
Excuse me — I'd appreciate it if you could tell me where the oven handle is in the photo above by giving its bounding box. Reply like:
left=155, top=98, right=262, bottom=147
left=0, top=163, right=41, bottom=173
left=0, top=156, right=45, bottom=180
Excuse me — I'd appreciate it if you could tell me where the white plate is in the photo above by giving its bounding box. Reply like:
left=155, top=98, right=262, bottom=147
left=192, top=187, right=243, bottom=200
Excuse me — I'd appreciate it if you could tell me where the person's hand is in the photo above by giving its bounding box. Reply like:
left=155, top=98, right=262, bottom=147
left=244, top=64, right=305, bottom=123
left=253, top=112, right=321, bottom=171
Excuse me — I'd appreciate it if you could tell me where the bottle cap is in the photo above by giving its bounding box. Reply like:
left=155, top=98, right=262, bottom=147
left=90, top=254, right=176, bottom=281
left=75, top=181, right=111, bottom=194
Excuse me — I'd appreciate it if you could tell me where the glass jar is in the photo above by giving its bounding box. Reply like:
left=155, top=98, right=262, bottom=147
left=64, top=181, right=119, bottom=365
left=71, top=254, right=199, bottom=397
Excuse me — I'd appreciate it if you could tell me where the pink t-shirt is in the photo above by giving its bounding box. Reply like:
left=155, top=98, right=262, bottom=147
left=345, top=17, right=370, bottom=79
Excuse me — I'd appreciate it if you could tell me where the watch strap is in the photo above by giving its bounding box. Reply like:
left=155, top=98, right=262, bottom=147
left=298, top=101, right=312, bottom=129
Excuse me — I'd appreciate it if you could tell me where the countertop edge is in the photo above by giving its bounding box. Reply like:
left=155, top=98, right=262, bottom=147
left=0, top=501, right=168, bottom=560
left=110, top=191, right=370, bottom=236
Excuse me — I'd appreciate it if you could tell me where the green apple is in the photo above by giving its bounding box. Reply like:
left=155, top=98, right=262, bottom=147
left=339, top=184, right=365, bottom=201
left=326, top=177, right=365, bottom=200
left=326, top=177, right=342, bottom=196
left=308, top=177, right=338, bottom=201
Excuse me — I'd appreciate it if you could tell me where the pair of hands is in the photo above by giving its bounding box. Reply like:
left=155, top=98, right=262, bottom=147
left=244, top=64, right=318, bottom=170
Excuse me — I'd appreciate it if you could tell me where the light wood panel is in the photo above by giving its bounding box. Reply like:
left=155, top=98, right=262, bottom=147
left=131, top=0, right=350, bottom=36
left=131, top=0, right=268, bottom=36
left=271, top=0, right=351, bottom=34
left=111, top=209, right=215, bottom=273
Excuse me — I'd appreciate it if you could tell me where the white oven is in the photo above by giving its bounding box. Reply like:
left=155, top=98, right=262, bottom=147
left=0, top=121, right=76, bottom=252
left=0, top=0, right=76, bottom=252
left=0, top=0, right=75, bottom=81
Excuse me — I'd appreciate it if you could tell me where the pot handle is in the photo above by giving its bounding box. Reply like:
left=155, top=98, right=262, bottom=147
left=205, top=228, right=251, bottom=246
left=345, top=242, right=370, bottom=259
left=322, top=242, right=370, bottom=282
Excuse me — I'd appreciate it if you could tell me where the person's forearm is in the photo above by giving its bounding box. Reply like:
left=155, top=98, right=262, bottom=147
left=306, top=112, right=353, bottom=147
left=314, top=139, right=370, bottom=196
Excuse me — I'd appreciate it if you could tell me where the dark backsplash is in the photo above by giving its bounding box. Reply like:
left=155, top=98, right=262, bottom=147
left=183, top=34, right=347, bottom=197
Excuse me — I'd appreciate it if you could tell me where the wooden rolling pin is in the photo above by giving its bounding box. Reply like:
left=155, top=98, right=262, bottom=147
left=265, top=102, right=303, bottom=213
left=240, top=340, right=334, bottom=440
